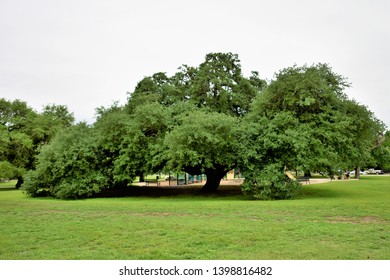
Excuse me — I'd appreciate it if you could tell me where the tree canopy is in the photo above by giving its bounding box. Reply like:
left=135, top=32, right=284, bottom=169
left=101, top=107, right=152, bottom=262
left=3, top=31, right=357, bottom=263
left=0, top=98, right=74, bottom=187
left=18, top=54, right=389, bottom=199
left=164, top=109, right=242, bottom=192
left=239, top=64, right=386, bottom=198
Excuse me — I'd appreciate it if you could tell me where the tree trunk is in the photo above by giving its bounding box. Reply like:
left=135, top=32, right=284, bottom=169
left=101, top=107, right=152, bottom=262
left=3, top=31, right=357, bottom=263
left=138, top=172, right=145, bottom=182
left=201, top=169, right=226, bottom=192
left=354, top=167, right=361, bottom=180
left=15, top=176, right=23, bottom=189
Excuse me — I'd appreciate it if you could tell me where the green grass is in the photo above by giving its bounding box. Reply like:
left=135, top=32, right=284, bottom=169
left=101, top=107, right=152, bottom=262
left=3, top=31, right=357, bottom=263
left=0, top=177, right=389, bottom=260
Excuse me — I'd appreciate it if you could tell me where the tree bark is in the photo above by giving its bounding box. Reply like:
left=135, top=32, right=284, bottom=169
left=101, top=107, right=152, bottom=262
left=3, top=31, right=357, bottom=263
left=354, top=167, right=361, bottom=180
left=138, top=172, right=145, bottom=182
left=15, top=176, right=23, bottom=189
left=201, top=169, right=227, bottom=192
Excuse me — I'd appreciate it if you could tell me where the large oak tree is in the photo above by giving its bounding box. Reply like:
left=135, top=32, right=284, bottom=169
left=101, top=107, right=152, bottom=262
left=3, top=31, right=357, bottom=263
left=22, top=56, right=388, bottom=199
left=240, top=64, right=386, bottom=199
left=122, top=53, right=264, bottom=191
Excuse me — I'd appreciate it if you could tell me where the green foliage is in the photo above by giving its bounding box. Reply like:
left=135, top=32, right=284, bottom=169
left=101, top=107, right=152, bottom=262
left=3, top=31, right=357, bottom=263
left=35, top=104, right=75, bottom=144
left=93, top=105, right=132, bottom=186
left=16, top=57, right=389, bottom=200
left=121, top=53, right=263, bottom=192
left=23, top=101, right=173, bottom=199
left=115, top=103, right=172, bottom=182
left=240, top=63, right=385, bottom=199
left=22, top=123, right=106, bottom=199
left=0, top=99, right=36, bottom=173
left=0, top=98, right=37, bottom=132
left=164, top=110, right=240, bottom=174
left=23, top=103, right=135, bottom=199
left=371, top=130, right=390, bottom=171
left=340, top=100, right=386, bottom=173
left=126, top=72, right=174, bottom=113
left=171, top=52, right=264, bottom=117
left=0, top=161, right=21, bottom=179
left=127, top=52, right=264, bottom=118
left=241, top=163, right=302, bottom=200
left=0, top=98, right=74, bottom=185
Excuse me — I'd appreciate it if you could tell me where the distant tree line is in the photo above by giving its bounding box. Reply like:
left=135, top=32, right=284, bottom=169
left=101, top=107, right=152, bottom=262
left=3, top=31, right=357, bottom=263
left=2, top=53, right=388, bottom=199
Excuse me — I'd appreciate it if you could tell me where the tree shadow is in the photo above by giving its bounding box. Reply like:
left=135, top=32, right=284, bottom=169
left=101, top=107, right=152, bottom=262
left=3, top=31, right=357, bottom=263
left=0, top=187, right=17, bottom=192
left=93, top=184, right=245, bottom=199
left=298, top=186, right=350, bottom=199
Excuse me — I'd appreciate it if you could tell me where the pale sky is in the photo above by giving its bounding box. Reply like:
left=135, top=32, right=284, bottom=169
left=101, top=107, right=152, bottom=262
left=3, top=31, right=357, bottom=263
left=1, top=0, right=389, bottom=128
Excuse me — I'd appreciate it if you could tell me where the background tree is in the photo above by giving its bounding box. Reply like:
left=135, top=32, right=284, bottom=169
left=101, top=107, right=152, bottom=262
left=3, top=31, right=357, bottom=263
left=342, top=100, right=386, bottom=178
left=0, top=98, right=74, bottom=187
left=0, top=99, right=39, bottom=186
left=125, top=72, right=173, bottom=113
left=371, top=130, right=390, bottom=172
left=36, top=104, right=75, bottom=144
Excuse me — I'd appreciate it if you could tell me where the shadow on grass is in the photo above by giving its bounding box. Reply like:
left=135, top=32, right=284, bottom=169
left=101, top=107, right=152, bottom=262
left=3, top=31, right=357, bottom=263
left=94, top=184, right=343, bottom=200
left=0, top=187, right=17, bottom=192
left=93, top=184, right=245, bottom=199
left=298, top=183, right=360, bottom=200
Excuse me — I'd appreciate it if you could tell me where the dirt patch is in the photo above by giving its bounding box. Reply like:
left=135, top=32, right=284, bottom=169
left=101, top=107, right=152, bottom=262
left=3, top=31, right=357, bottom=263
left=127, top=211, right=191, bottom=218
left=325, top=216, right=386, bottom=224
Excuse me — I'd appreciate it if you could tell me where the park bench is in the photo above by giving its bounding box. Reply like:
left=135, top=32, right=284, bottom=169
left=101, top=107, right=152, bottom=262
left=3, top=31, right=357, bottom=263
left=144, top=179, right=160, bottom=187
left=297, top=176, right=310, bottom=184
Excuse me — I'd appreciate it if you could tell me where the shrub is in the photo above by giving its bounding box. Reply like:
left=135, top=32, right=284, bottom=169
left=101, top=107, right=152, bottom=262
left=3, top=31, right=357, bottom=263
left=22, top=123, right=108, bottom=199
left=242, top=163, right=302, bottom=200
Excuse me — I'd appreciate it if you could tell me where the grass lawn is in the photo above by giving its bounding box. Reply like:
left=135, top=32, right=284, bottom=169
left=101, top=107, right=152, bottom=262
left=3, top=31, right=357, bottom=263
left=0, top=176, right=389, bottom=260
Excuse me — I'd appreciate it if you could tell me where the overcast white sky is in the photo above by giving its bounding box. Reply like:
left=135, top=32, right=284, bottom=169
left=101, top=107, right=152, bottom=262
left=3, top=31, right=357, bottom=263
left=1, top=0, right=389, bottom=127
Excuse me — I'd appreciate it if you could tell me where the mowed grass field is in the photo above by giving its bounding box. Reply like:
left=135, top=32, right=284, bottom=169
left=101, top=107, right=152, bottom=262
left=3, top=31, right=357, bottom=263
left=0, top=176, right=389, bottom=260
